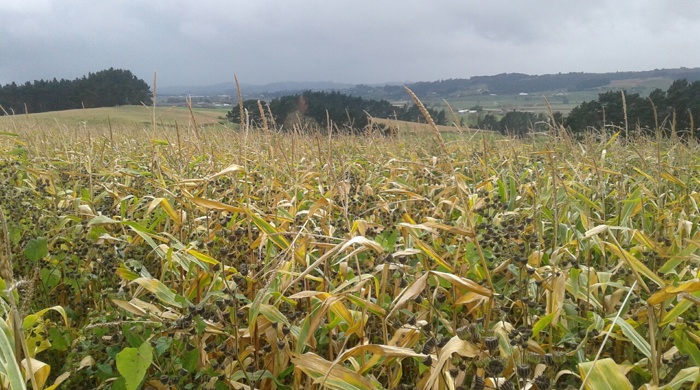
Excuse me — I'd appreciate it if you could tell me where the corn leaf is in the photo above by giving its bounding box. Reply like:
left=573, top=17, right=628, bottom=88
left=289, top=352, right=378, bottom=390
left=431, top=271, right=493, bottom=297
left=578, top=358, right=633, bottom=390
left=661, top=367, right=699, bottom=389
left=0, top=319, right=26, bottom=390
left=610, top=317, right=651, bottom=358
left=132, top=277, right=185, bottom=308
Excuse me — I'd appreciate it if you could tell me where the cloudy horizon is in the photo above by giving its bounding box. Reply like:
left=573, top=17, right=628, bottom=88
left=2, top=1, right=700, bottom=88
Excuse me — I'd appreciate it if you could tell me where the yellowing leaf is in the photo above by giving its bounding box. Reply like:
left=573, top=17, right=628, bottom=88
left=111, top=299, right=147, bottom=317
left=207, top=163, right=245, bottom=181
left=388, top=272, right=429, bottom=318
left=578, top=358, right=633, bottom=390
left=431, top=271, right=493, bottom=297
left=548, top=272, right=566, bottom=326
left=425, top=336, right=480, bottom=389
left=45, top=372, right=70, bottom=390
left=289, top=352, right=377, bottom=390
left=185, top=248, right=220, bottom=265
left=158, top=198, right=181, bottom=224
left=648, top=280, right=700, bottom=305
left=413, top=237, right=453, bottom=272
left=605, top=242, right=664, bottom=290
left=338, top=235, right=384, bottom=254
left=661, top=172, right=687, bottom=188
left=21, top=358, right=50, bottom=390
left=339, top=345, right=425, bottom=360
left=78, top=355, right=95, bottom=370
left=132, top=277, right=185, bottom=308
left=584, top=224, right=609, bottom=239
left=189, top=197, right=244, bottom=213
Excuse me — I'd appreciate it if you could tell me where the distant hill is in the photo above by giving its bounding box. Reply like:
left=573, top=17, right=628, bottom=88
left=158, top=67, right=700, bottom=102
left=350, top=67, right=700, bottom=100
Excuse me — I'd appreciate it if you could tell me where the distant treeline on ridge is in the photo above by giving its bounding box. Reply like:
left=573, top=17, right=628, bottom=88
left=475, top=78, right=700, bottom=138
left=227, top=91, right=447, bottom=132
left=0, top=68, right=152, bottom=115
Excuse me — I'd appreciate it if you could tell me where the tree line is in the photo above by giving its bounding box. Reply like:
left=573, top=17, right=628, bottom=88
left=564, top=79, right=700, bottom=137
left=476, top=79, right=700, bottom=138
left=0, top=68, right=152, bottom=115
left=227, top=91, right=447, bottom=133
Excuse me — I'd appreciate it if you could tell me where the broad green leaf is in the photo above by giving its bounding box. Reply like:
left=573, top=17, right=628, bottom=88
left=182, top=347, right=199, bottom=372
left=618, top=189, right=641, bottom=226
left=578, top=358, right=633, bottom=390
left=116, top=342, right=153, bottom=390
left=249, top=214, right=284, bottom=246
left=295, top=300, right=325, bottom=353
left=24, top=237, right=48, bottom=262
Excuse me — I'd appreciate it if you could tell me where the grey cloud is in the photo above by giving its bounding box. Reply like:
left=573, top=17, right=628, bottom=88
left=1, top=1, right=699, bottom=87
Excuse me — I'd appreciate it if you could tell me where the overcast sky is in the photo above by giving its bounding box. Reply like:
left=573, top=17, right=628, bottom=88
left=2, top=1, right=700, bottom=87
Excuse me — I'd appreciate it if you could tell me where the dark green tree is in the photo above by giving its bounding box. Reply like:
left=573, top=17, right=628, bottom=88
left=565, top=79, right=700, bottom=138
left=226, top=99, right=270, bottom=126
left=0, top=68, right=151, bottom=115
left=226, top=91, right=447, bottom=133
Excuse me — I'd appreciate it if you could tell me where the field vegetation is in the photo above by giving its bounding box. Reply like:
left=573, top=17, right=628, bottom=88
left=0, top=93, right=698, bottom=390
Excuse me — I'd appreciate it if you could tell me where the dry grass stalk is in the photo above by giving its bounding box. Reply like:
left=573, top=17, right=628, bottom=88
left=235, top=74, right=245, bottom=130
left=257, top=100, right=269, bottom=132
left=0, top=209, right=13, bottom=284
left=443, top=99, right=468, bottom=134
left=404, top=85, right=449, bottom=156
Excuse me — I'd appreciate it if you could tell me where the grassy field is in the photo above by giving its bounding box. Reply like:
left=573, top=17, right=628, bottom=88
left=0, top=105, right=228, bottom=129
left=0, top=104, right=698, bottom=389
